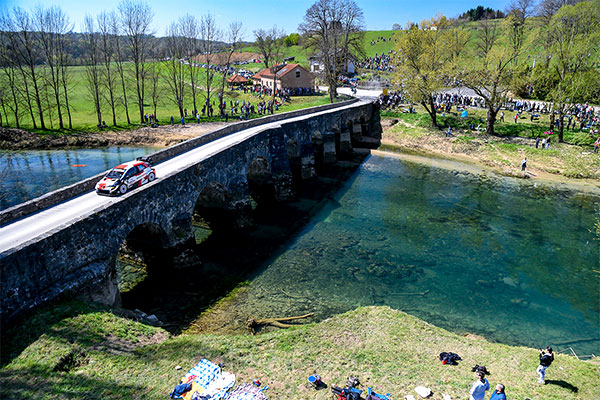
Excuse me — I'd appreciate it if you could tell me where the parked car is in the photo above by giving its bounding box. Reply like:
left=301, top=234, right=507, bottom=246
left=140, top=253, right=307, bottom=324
left=95, top=157, right=156, bottom=196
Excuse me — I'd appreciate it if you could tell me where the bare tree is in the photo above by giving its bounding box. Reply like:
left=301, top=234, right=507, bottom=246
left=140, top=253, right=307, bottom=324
left=219, top=21, right=243, bottom=111
left=119, top=0, right=154, bottom=124
left=10, top=8, right=45, bottom=129
left=200, top=13, right=220, bottom=113
left=148, top=60, right=161, bottom=120
left=96, top=12, right=117, bottom=126
left=537, top=0, right=583, bottom=23
left=180, top=14, right=200, bottom=114
left=109, top=11, right=131, bottom=125
left=475, top=19, right=499, bottom=58
left=164, top=20, right=187, bottom=118
left=35, top=5, right=72, bottom=130
left=507, top=0, right=537, bottom=21
left=82, top=15, right=103, bottom=127
left=254, top=27, right=279, bottom=69
left=0, top=16, right=21, bottom=128
left=300, top=0, right=365, bottom=103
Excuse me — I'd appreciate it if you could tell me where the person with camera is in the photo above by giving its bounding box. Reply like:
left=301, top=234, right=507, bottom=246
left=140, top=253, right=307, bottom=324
left=469, top=370, right=490, bottom=400
left=537, top=347, right=554, bottom=384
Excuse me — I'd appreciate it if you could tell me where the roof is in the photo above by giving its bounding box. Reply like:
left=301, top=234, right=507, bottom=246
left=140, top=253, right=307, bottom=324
left=114, top=161, right=144, bottom=170
left=253, top=63, right=310, bottom=80
left=227, top=74, right=250, bottom=83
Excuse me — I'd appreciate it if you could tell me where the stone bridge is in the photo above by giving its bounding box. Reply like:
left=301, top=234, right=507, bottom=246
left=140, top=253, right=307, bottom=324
left=0, top=99, right=381, bottom=323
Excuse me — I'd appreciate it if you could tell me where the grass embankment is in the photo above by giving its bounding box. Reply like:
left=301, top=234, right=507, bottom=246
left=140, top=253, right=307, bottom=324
left=1, top=301, right=598, bottom=399
left=380, top=106, right=600, bottom=181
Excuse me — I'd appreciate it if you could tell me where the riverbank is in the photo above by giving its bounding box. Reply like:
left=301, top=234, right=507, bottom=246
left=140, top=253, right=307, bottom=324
left=1, top=301, right=598, bottom=399
left=0, top=122, right=229, bottom=150
left=380, top=116, right=600, bottom=184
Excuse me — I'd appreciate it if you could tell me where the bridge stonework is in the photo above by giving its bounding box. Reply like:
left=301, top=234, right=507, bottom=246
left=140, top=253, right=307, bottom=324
left=0, top=100, right=381, bottom=323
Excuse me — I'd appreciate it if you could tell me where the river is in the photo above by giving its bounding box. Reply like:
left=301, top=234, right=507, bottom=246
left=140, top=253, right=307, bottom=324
left=2, top=147, right=599, bottom=357
left=194, top=152, right=600, bottom=357
left=0, top=147, right=161, bottom=211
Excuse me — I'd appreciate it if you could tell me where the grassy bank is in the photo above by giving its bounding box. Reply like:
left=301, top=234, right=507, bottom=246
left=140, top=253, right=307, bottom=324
left=1, top=301, right=598, bottom=399
left=381, top=107, right=600, bottom=181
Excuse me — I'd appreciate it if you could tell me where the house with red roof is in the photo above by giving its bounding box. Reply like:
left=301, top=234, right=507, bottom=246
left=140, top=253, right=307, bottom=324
left=251, top=63, right=315, bottom=90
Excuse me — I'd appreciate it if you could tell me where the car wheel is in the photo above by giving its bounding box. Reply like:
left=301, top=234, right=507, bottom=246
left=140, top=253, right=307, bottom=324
left=118, top=184, right=128, bottom=195
left=148, top=172, right=155, bottom=182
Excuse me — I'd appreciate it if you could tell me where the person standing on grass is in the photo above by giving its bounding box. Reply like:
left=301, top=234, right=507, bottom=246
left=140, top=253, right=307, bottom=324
left=489, top=384, right=506, bottom=400
left=546, top=136, right=550, bottom=150
left=521, top=157, right=527, bottom=172
left=514, top=113, right=518, bottom=123
left=470, top=371, right=490, bottom=400
left=537, top=347, right=554, bottom=384
left=500, top=111, right=504, bottom=122
left=594, top=137, right=600, bottom=153
left=535, top=137, right=540, bottom=148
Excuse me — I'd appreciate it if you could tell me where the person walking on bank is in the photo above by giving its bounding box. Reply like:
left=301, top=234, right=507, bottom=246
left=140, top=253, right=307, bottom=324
left=521, top=157, right=527, bottom=172
left=489, top=384, right=506, bottom=400
left=470, top=371, right=490, bottom=400
left=537, top=347, right=554, bottom=384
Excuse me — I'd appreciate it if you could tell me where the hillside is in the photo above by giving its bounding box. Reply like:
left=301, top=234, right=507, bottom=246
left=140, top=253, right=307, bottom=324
left=1, top=301, right=598, bottom=399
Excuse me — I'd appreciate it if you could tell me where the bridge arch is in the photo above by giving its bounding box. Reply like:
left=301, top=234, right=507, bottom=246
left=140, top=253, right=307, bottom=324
left=247, top=156, right=276, bottom=206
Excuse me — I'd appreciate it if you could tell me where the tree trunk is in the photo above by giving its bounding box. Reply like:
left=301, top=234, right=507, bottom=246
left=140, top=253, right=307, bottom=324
left=424, top=97, right=438, bottom=128
left=557, top=110, right=565, bottom=143
left=486, top=107, right=498, bottom=136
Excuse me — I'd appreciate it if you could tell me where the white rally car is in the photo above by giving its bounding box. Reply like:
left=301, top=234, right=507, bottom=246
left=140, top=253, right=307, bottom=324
left=95, top=157, right=156, bottom=196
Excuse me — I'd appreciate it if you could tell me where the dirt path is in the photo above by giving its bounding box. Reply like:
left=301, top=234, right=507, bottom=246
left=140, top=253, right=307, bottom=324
left=0, top=122, right=231, bottom=150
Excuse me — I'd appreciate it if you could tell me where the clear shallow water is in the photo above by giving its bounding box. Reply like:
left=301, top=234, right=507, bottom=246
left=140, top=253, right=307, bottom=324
left=0, top=147, right=160, bottom=211
left=227, top=154, right=600, bottom=356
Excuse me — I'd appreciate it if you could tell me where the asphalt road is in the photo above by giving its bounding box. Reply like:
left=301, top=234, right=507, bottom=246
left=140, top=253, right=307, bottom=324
left=0, top=101, right=366, bottom=255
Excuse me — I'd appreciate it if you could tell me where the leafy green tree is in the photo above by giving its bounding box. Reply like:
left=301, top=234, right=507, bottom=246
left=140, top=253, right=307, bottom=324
left=461, top=17, right=525, bottom=135
left=394, top=16, right=462, bottom=128
left=283, top=33, right=300, bottom=47
left=544, top=0, right=600, bottom=142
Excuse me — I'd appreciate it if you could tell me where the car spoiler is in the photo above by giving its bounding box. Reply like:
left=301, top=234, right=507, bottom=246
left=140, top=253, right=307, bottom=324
left=136, top=156, right=153, bottom=165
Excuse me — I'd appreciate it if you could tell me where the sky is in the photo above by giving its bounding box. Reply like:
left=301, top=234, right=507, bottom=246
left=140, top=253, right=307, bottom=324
left=1, top=0, right=512, bottom=39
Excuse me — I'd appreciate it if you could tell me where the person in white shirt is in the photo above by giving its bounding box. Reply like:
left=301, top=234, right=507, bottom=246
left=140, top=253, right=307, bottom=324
left=469, top=371, right=490, bottom=400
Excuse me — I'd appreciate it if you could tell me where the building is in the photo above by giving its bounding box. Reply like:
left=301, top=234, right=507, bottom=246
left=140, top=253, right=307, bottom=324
left=308, top=56, right=355, bottom=75
left=252, top=63, right=315, bottom=90
left=227, top=74, right=251, bottom=86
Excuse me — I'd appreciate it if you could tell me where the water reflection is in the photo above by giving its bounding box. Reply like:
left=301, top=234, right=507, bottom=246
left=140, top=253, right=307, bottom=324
left=0, top=147, right=160, bottom=210
left=220, top=154, right=600, bottom=356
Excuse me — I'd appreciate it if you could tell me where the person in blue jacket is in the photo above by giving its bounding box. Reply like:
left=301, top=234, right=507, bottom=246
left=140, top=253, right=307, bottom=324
left=489, top=383, right=506, bottom=400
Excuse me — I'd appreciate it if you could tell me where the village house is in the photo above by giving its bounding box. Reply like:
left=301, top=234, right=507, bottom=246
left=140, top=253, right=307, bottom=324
left=251, top=63, right=315, bottom=90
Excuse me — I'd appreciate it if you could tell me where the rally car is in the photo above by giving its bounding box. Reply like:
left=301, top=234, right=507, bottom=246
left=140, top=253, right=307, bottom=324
left=95, top=157, right=156, bottom=196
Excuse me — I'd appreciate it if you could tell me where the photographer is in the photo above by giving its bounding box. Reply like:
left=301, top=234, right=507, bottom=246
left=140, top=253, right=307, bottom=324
left=537, top=347, right=554, bottom=384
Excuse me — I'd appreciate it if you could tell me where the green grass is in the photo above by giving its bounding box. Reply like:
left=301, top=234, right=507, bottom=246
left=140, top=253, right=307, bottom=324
left=382, top=106, right=600, bottom=180
left=1, top=61, right=334, bottom=135
left=1, top=301, right=598, bottom=399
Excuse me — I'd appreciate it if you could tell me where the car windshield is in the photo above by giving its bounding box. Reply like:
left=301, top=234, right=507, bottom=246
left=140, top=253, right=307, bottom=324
left=106, top=169, right=124, bottom=179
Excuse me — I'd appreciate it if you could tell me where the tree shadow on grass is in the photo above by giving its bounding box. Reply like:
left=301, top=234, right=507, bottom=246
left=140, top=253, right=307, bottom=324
left=0, top=365, right=146, bottom=400
left=545, top=379, right=578, bottom=393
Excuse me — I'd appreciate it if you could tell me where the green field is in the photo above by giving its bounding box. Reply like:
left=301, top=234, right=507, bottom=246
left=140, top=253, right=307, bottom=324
left=1, top=61, right=333, bottom=134
left=1, top=300, right=598, bottom=399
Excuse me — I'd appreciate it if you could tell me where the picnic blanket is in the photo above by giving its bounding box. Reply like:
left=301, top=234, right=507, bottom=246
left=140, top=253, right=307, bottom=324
left=227, top=383, right=268, bottom=400
left=171, top=359, right=235, bottom=400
